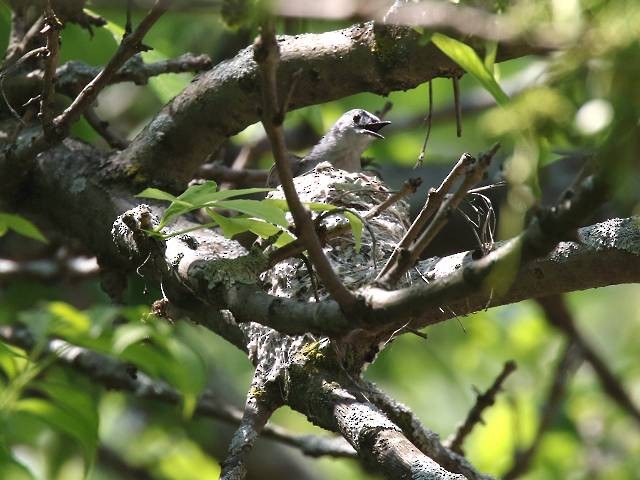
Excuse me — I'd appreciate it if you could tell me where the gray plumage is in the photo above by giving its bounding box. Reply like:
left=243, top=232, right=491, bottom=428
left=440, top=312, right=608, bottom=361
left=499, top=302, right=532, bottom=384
left=266, top=109, right=390, bottom=187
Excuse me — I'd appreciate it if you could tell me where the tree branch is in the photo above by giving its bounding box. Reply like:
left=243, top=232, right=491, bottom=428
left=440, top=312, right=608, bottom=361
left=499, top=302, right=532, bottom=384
left=0, top=325, right=355, bottom=460
left=504, top=341, right=582, bottom=479
left=113, top=21, right=539, bottom=189
left=447, top=361, right=517, bottom=455
left=537, top=295, right=640, bottom=426
left=254, top=21, right=357, bottom=312
left=40, top=1, right=61, bottom=139
left=52, top=0, right=169, bottom=137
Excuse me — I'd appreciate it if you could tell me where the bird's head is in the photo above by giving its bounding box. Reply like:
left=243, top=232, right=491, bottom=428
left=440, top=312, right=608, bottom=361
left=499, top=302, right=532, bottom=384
left=329, top=109, right=391, bottom=145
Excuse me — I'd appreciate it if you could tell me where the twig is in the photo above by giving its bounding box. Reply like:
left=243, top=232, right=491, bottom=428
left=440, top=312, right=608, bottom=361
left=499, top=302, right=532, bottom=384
left=254, top=20, right=357, bottom=312
left=266, top=177, right=421, bottom=268
left=414, top=80, right=433, bottom=168
left=3, top=14, right=45, bottom=69
left=504, top=341, right=582, bottom=479
left=377, top=145, right=497, bottom=287
left=538, top=295, right=640, bottom=426
left=84, top=107, right=130, bottom=150
left=1, top=46, right=48, bottom=123
left=197, top=163, right=268, bottom=187
left=448, top=360, right=517, bottom=455
left=362, top=380, right=490, bottom=480
left=0, top=325, right=356, bottom=460
left=40, top=2, right=62, bottom=139
left=219, top=146, right=252, bottom=190
left=453, top=75, right=462, bottom=137
left=51, top=0, right=169, bottom=138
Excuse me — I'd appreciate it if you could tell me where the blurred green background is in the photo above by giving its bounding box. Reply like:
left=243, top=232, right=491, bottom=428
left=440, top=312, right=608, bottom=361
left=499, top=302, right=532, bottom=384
left=1, top=0, right=639, bottom=479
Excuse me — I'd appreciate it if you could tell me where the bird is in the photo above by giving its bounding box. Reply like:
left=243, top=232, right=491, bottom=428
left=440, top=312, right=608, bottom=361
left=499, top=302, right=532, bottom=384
left=266, top=109, right=391, bottom=187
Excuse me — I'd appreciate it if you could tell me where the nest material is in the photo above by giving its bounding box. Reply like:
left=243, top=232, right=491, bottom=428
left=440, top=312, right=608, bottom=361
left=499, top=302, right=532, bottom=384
left=260, top=163, right=412, bottom=301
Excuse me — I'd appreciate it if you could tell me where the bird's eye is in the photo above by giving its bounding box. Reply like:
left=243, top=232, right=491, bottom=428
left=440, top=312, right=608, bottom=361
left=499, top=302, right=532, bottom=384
left=352, top=114, right=361, bottom=124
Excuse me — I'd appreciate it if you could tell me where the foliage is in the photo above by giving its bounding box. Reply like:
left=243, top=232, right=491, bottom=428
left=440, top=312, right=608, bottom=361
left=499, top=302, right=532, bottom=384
left=0, top=0, right=639, bottom=479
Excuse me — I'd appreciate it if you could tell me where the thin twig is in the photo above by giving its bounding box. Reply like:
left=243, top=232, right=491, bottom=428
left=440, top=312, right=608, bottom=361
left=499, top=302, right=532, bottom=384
left=448, top=360, right=517, bottom=455
left=84, top=107, right=130, bottom=150
left=504, top=341, right=582, bottom=479
left=1, top=47, right=48, bottom=123
left=377, top=145, right=497, bottom=286
left=51, top=0, right=169, bottom=138
left=414, top=80, right=433, bottom=168
left=538, top=295, right=640, bottom=426
left=40, top=2, right=62, bottom=139
left=453, top=75, right=462, bottom=137
left=3, top=14, right=45, bottom=69
left=197, top=163, right=268, bottom=186
left=254, top=20, right=357, bottom=311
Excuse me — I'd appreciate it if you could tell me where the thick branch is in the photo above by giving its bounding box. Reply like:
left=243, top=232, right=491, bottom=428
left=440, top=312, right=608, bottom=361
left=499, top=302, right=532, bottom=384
left=113, top=21, right=538, bottom=188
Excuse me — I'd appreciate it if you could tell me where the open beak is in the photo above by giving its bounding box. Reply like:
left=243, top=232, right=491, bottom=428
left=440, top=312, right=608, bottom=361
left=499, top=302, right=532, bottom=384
left=361, top=120, right=391, bottom=139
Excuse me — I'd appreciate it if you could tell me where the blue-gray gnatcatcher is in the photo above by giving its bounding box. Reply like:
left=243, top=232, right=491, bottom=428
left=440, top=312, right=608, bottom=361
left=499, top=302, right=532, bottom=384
left=266, top=109, right=390, bottom=186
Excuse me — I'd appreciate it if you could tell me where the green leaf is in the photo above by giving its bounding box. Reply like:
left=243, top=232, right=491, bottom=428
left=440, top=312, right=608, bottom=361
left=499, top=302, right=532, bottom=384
left=208, top=211, right=280, bottom=239
left=157, top=181, right=218, bottom=227
left=0, top=444, right=35, bottom=480
left=431, top=33, right=509, bottom=106
left=274, top=231, right=296, bottom=247
left=112, top=324, right=153, bottom=354
left=15, top=398, right=97, bottom=472
left=136, top=188, right=183, bottom=204
left=214, top=200, right=289, bottom=227
left=344, top=212, right=363, bottom=253
left=47, top=302, right=91, bottom=339
left=0, top=213, right=47, bottom=243
left=484, top=40, right=498, bottom=72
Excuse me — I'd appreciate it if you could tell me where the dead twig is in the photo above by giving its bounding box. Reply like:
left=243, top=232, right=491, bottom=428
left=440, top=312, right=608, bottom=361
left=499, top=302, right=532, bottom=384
left=538, top=295, right=640, bottom=426
left=377, top=145, right=498, bottom=287
left=40, top=2, right=62, bottom=139
left=448, top=360, right=517, bottom=455
left=51, top=0, right=169, bottom=139
left=84, top=107, right=130, bottom=150
left=504, top=341, right=582, bottom=479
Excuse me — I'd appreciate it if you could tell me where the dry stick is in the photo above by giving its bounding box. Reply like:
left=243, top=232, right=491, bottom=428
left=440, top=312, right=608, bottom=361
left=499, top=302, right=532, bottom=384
left=448, top=360, right=517, bottom=455
left=453, top=75, right=462, bottom=137
left=3, top=14, right=45, bottom=69
left=255, top=21, right=357, bottom=312
left=378, top=145, right=498, bottom=286
left=51, top=0, right=169, bottom=137
left=84, top=107, right=130, bottom=150
left=538, top=295, right=640, bottom=426
left=40, top=2, right=61, bottom=140
left=266, top=177, right=422, bottom=268
left=197, top=163, right=268, bottom=186
left=0, top=46, right=48, bottom=123
left=376, top=153, right=474, bottom=281
left=414, top=79, right=433, bottom=168
left=0, top=325, right=355, bottom=459
left=504, top=341, right=582, bottom=480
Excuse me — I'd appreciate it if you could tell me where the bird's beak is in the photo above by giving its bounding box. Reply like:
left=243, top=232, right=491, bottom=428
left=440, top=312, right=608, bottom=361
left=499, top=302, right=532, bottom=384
left=361, top=121, right=391, bottom=139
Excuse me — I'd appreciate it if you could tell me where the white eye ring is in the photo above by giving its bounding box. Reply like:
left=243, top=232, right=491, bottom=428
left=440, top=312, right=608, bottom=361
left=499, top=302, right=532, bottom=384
left=352, top=114, right=361, bottom=123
